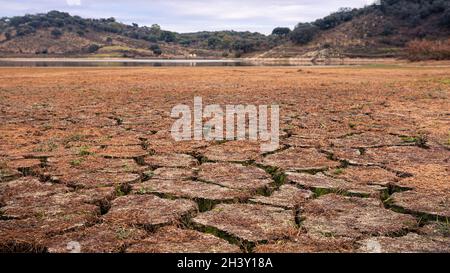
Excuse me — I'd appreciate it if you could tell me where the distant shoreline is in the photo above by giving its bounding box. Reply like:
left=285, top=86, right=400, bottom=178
left=1, top=57, right=449, bottom=68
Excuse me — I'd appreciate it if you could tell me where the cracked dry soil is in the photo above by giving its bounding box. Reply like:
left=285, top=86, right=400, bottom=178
left=0, top=66, right=449, bottom=253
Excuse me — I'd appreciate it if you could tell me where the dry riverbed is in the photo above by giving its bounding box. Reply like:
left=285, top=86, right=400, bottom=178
left=0, top=66, right=449, bottom=253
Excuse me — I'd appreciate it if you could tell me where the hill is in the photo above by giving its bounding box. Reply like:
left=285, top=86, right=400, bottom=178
left=0, top=1, right=449, bottom=60
left=259, top=0, right=450, bottom=60
left=0, top=11, right=274, bottom=58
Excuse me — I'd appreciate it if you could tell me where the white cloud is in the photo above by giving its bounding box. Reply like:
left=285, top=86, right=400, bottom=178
left=66, top=0, right=81, bottom=6
left=0, top=0, right=376, bottom=34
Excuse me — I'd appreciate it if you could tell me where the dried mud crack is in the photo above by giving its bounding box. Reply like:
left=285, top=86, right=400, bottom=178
left=0, top=66, right=449, bottom=253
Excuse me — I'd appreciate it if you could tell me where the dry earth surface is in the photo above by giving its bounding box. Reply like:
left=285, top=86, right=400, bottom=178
left=0, top=66, right=449, bottom=253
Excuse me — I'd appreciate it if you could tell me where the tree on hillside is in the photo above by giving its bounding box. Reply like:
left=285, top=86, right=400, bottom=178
left=290, top=23, right=318, bottom=45
left=272, top=27, right=291, bottom=36
left=149, top=44, right=162, bottom=55
left=313, top=7, right=355, bottom=30
left=51, top=28, right=63, bottom=38
left=441, top=9, right=450, bottom=27
left=86, top=44, right=100, bottom=53
left=207, top=36, right=222, bottom=49
left=160, top=31, right=176, bottom=42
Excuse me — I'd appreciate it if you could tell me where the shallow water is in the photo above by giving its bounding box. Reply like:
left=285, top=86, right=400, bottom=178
left=0, top=59, right=246, bottom=67
left=0, top=58, right=321, bottom=67
left=0, top=57, right=405, bottom=67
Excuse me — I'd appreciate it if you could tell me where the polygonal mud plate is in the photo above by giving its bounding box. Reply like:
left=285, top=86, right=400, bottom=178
left=260, top=148, right=340, bottom=172
left=0, top=219, right=48, bottom=253
left=331, top=146, right=449, bottom=170
left=151, top=167, right=195, bottom=180
left=328, top=148, right=373, bottom=165
left=283, top=134, right=328, bottom=148
left=46, top=156, right=146, bottom=175
left=146, top=133, right=208, bottom=154
left=393, top=164, right=449, bottom=192
left=198, top=163, right=272, bottom=191
left=364, top=146, right=450, bottom=172
left=203, top=141, right=261, bottom=162
left=96, top=158, right=148, bottom=174
left=144, top=154, right=198, bottom=168
left=358, top=233, right=450, bottom=253
left=99, top=135, right=143, bottom=146
left=192, top=203, right=296, bottom=243
left=133, top=179, right=250, bottom=205
left=66, top=172, right=141, bottom=188
left=98, top=145, right=148, bottom=159
left=48, top=187, right=116, bottom=213
left=7, top=158, right=42, bottom=174
left=302, top=194, right=417, bottom=238
left=0, top=177, right=70, bottom=205
left=254, top=234, right=354, bottom=253
left=1, top=192, right=101, bottom=231
left=389, top=191, right=450, bottom=219
left=46, top=224, right=147, bottom=253
left=103, top=195, right=197, bottom=229
left=126, top=226, right=241, bottom=253
left=286, top=172, right=387, bottom=197
left=250, top=185, right=313, bottom=209
left=329, top=132, right=406, bottom=148
left=0, top=166, right=21, bottom=183
left=326, top=166, right=399, bottom=187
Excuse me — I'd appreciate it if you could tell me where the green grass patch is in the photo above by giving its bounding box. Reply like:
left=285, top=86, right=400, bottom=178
left=70, top=158, right=84, bottom=167
left=439, top=79, right=450, bottom=85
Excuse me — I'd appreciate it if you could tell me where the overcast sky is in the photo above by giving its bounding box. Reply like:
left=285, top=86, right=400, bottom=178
left=0, top=0, right=378, bottom=34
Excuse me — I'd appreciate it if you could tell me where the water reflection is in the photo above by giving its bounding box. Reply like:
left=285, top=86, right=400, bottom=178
left=0, top=58, right=376, bottom=67
left=0, top=59, right=247, bottom=67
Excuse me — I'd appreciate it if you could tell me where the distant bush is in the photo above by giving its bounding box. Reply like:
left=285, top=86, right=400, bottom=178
left=290, top=23, right=319, bottom=45
left=16, top=25, right=36, bottom=36
left=145, top=34, right=158, bottom=43
left=86, top=44, right=100, bottom=53
left=159, top=31, right=176, bottom=42
left=441, top=9, right=450, bottom=27
left=381, top=22, right=395, bottom=36
left=272, top=27, right=291, bottom=36
left=51, top=28, right=63, bottom=38
left=232, top=39, right=255, bottom=53
left=406, top=39, right=450, bottom=61
left=179, top=39, right=191, bottom=46
left=313, top=7, right=356, bottom=30
left=149, top=44, right=162, bottom=55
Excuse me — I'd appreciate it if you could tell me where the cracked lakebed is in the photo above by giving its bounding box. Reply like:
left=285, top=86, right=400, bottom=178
left=0, top=67, right=449, bottom=253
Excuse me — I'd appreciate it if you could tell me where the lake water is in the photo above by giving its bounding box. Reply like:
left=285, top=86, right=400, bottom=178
left=0, top=59, right=250, bottom=67
left=0, top=58, right=336, bottom=67
left=0, top=58, right=401, bottom=67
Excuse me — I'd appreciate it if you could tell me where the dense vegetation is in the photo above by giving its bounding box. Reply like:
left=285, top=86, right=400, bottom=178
left=288, top=0, right=450, bottom=45
left=0, top=11, right=277, bottom=56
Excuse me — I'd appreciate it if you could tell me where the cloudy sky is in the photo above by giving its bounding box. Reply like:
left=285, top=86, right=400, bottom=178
left=0, top=0, right=378, bottom=34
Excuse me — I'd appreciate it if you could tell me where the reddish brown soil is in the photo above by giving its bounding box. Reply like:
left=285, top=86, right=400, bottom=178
left=0, top=66, right=449, bottom=253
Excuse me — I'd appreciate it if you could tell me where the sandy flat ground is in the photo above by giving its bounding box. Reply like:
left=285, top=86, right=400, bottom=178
left=0, top=66, right=449, bottom=253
